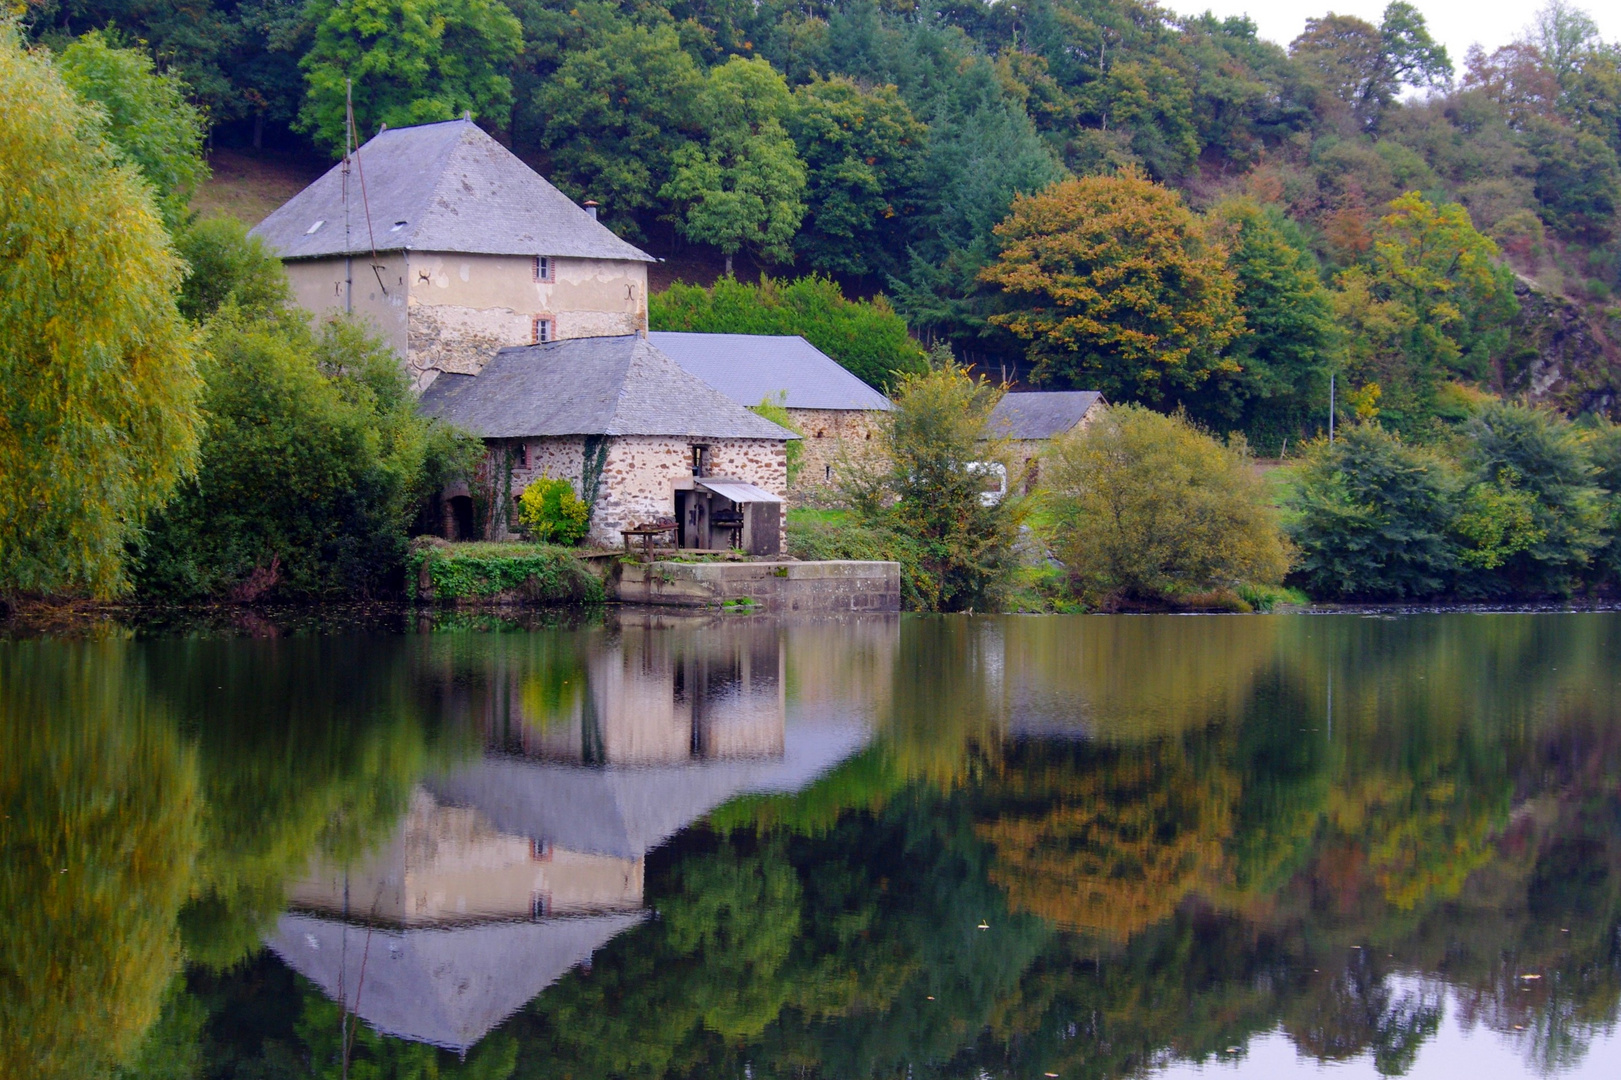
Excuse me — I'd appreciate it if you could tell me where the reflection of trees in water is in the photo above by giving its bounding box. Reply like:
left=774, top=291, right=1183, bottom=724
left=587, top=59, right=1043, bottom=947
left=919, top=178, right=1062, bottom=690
left=10, top=613, right=1621, bottom=1079
left=0, top=641, right=202, bottom=1080
left=976, top=740, right=1237, bottom=940
left=0, top=634, right=469, bottom=1079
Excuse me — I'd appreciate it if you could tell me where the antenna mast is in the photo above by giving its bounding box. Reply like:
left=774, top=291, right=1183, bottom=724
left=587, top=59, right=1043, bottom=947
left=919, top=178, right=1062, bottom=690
left=342, top=80, right=353, bottom=315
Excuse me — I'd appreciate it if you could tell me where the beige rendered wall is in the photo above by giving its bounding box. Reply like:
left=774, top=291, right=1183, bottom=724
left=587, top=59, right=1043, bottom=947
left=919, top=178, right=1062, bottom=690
left=281, top=253, right=410, bottom=358
left=407, top=253, right=649, bottom=385
left=286, top=789, right=643, bottom=925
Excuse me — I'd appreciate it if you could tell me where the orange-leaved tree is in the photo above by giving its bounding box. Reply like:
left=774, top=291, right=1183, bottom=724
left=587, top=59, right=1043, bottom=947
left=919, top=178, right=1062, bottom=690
left=981, top=170, right=1244, bottom=404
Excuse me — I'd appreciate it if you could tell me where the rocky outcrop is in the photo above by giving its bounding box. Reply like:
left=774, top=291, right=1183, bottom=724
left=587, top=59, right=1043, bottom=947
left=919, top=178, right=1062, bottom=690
left=1503, top=277, right=1621, bottom=416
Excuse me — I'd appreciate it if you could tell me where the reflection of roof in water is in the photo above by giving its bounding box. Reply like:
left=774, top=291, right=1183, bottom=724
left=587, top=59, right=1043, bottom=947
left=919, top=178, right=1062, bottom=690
left=267, top=911, right=645, bottom=1052
left=428, top=720, right=871, bottom=859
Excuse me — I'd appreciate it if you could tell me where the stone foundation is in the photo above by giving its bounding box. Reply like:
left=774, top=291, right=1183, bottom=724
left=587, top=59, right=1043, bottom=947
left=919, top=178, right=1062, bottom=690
left=613, top=560, right=901, bottom=613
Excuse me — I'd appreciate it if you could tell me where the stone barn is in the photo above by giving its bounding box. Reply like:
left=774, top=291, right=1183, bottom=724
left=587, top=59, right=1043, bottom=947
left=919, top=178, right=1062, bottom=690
left=985, top=390, right=1107, bottom=490
left=647, top=332, right=892, bottom=493
left=418, top=334, right=796, bottom=553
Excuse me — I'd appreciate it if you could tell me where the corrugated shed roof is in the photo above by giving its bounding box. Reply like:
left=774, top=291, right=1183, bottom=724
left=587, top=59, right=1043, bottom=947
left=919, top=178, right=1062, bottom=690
left=648, top=332, right=893, bottom=412
left=251, top=119, right=654, bottom=262
left=416, top=335, right=797, bottom=441
left=986, top=391, right=1105, bottom=440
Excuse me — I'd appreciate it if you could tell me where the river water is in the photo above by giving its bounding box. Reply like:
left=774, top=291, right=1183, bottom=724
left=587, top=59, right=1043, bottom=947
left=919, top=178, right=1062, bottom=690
left=4, top=610, right=1620, bottom=1079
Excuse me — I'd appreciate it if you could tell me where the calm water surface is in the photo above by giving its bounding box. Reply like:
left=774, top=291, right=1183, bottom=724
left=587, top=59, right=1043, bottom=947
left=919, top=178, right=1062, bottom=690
left=4, top=611, right=1621, bottom=1079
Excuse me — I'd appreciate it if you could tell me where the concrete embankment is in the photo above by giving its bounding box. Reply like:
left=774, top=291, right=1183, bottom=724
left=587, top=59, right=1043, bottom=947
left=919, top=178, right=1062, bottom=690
left=612, top=560, right=901, bottom=612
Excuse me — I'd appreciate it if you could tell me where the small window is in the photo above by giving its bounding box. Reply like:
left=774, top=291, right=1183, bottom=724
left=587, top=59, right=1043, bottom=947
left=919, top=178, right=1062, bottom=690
left=513, top=442, right=530, bottom=469
left=532, top=317, right=554, bottom=344
left=533, top=256, right=553, bottom=282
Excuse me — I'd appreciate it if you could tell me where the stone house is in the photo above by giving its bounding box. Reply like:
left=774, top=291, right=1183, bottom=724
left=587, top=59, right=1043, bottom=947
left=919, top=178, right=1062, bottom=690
left=251, top=118, right=655, bottom=389
left=986, top=390, right=1107, bottom=489
left=648, top=332, right=892, bottom=492
left=417, top=334, right=796, bottom=552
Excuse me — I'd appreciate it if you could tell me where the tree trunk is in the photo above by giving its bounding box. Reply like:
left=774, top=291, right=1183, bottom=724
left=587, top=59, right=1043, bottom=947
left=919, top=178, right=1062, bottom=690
left=724, top=251, right=733, bottom=277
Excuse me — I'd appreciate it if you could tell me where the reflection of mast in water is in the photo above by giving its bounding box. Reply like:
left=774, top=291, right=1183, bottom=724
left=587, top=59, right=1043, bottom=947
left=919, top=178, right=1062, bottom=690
left=269, top=615, right=875, bottom=1053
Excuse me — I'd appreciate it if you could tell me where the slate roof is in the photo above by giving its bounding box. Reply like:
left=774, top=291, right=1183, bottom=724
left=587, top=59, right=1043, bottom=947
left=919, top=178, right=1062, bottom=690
left=268, top=912, right=646, bottom=1052
left=426, top=719, right=873, bottom=860
left=251, top=119, right=654, bottom=263
left=416, top=335, right=797, bottom=441
left=986, top=391, right=1105, bottom=440
left=647, top=332, right=893, bottom=412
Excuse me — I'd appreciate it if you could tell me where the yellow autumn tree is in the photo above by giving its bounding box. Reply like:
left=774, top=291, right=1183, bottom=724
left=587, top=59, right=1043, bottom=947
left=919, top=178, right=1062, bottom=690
left=0, top=26, right=202, bottom=601
left=981, top=170, right=1243, bottom=403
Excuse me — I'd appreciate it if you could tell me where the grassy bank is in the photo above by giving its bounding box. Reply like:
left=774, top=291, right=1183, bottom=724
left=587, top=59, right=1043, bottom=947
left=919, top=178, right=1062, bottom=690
left=406, top=540, right=604, bottom=604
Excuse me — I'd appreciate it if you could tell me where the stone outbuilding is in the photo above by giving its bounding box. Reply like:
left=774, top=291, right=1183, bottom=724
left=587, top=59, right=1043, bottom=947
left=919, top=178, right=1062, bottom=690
left=252, top=118, right=655, bottom=389
left=418, top=334, right=796, bottom=552
left=986, top=390, right=1107, bottom=490
left=647, top=332, right=892, bottom=492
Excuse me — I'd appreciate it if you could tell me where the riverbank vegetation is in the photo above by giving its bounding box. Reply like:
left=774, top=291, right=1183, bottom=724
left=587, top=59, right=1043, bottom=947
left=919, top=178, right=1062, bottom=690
left=1044, top=406, right=1292, bottom=609
left=1286, top=403, right=1621, bottom=600
left=0, top=29, right=479, bottom=608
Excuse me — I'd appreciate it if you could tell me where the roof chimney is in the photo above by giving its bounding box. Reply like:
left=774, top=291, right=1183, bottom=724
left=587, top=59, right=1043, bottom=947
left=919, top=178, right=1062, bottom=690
left=584, top=200, right=599, bottom=221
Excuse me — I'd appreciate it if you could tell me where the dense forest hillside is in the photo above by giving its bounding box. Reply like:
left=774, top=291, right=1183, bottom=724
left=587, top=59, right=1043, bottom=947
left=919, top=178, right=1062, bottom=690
left=24, top=0, right=1621, bottom=448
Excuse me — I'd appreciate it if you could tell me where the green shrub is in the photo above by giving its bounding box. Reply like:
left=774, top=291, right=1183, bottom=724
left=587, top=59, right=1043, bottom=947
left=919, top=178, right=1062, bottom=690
left=1286, top=425, right=1460, bottom=600
left=1461, top=402, right=1604, bottom=596
left=135, top=310, right=478, bottom=600
left=173, top=218, right=291, bottom=322
left=650, top=273, right=926, bottom=391
left=516, top=478, right=591, bottom=545
left=407, top=540, right=604, bottom=603
left=1044, top=405, right=1291, bottom=607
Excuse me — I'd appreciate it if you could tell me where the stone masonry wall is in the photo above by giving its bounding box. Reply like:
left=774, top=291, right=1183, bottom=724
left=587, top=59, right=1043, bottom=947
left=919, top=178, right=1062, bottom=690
left=785, top=408, right=883, bottom=496
left=490, top=435, right=787, bottom=547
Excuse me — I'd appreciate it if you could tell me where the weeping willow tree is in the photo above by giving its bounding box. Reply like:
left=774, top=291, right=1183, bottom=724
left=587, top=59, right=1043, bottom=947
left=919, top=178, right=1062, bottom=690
left=0, top=26, right=202, bottom=601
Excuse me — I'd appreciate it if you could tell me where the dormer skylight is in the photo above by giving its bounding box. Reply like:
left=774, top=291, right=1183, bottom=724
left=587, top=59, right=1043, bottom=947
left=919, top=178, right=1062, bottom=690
left=305, top=220, right=324, bottom=234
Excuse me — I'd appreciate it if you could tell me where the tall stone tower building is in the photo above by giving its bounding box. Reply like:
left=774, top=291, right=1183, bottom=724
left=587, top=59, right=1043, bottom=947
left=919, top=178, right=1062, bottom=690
left=252, top=118, right=655, bottom=389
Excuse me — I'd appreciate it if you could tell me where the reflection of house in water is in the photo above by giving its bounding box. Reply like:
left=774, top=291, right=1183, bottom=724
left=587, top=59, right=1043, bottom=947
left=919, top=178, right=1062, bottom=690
left=269, top=615, right=877, bottom=1052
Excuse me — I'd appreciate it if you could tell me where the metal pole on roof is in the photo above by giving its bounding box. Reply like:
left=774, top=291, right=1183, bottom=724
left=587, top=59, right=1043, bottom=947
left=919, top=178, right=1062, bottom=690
left=343, top=79, right=354, bottom=315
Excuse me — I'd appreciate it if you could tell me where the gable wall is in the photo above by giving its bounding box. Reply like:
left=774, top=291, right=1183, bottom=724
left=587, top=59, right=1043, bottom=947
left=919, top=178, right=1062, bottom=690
left=488, top=435, right=787, bottom=549
left=406, top=254, right=649, bottom=386
left=785, top=407, right=883, bottom=494
left=282, top=253, right=410, bottom=357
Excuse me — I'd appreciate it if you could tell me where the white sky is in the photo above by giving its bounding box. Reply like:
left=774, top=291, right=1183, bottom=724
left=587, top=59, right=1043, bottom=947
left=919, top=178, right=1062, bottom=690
left=1174, top=0, right=1621, bottom=69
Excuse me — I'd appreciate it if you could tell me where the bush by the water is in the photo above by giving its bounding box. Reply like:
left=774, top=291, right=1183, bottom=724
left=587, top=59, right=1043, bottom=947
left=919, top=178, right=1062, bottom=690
left=407, top=540, right=604, bottom=603
left=1042, top=405, right=1291, bottom=608
left=517, top=478, right=591, bottom=545
left=1286, top=403, right=1615, bottom=600
left=136, top=308, right=479, bottom=601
